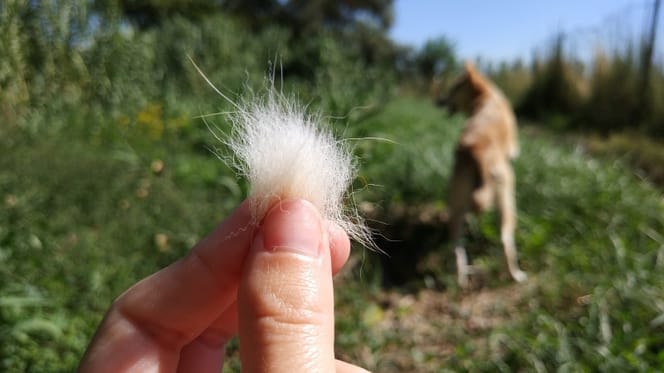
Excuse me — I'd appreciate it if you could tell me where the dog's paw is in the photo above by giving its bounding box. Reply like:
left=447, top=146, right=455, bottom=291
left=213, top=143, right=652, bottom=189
left=511, top=270, right=528, bottom=283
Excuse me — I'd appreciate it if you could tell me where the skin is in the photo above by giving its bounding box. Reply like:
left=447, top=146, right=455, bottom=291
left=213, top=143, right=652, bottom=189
left=78, top=198, right=369, bottom=373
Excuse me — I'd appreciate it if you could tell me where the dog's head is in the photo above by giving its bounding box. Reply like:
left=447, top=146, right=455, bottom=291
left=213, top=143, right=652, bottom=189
left=435, top=61, right=489, bottom=115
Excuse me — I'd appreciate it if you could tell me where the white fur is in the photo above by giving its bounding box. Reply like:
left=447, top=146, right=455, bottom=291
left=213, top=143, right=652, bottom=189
left=218, top=86, right=372, bottom=249
left=189, top=58, right=373, bottom=248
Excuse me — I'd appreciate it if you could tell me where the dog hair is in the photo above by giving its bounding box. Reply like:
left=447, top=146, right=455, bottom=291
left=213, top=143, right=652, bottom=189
left=227, top=89, right=372, bottom=247
left=436, top=61, right=526, bottom=287
left=192, top=61, right=373, bottom=249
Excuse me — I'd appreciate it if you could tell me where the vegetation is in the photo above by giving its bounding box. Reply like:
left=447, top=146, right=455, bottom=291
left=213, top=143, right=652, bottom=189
left=1, top=1, right=664, bottom=372
left=487, top=33, right=664, bottom=138
left=336, top=101, right=664, bottom=371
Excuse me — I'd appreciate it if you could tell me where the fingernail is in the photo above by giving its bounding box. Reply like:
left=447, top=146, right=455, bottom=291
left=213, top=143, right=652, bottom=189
left=260, top=199, right=322, bottom=256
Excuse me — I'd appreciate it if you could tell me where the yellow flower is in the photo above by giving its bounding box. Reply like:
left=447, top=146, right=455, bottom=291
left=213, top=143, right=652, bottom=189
left=136, top=103, right=164, bottom=140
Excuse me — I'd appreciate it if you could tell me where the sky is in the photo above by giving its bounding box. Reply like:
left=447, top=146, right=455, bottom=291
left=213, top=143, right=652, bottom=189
left=389, top=0, right=663, bottom=63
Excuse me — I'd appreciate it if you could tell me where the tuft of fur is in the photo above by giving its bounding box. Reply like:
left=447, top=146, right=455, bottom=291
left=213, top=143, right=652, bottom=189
left=218, top=87, right=373, bottom=249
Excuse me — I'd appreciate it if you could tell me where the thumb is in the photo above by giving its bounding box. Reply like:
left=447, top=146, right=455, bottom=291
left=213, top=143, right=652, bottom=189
left=238, top=199, right=336, bottom=373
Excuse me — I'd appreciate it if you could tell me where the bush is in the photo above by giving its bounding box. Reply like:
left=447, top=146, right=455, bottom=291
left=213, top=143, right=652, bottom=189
left=579, top=47, right=641, bottom=134
left=517, top=34, right=583, bottom=122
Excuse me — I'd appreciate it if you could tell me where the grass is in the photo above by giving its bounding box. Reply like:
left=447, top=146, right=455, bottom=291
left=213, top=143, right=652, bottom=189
left=586, top=132, right=664, bottom=186
left=0, top=101, right=241, bottom=371
left=337, top=98, right=664, bottom=371
left=2, top=96, right=664, bottom=372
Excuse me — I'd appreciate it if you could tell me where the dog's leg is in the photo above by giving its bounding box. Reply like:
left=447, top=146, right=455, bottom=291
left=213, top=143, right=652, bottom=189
left=450, top=204, right=470, bottom=288
left=454, top=245, right=470, bottom=288
left=472, top=183, right=494, bottom=212
left=496, top=164, right=527, bottom=283
left=448, top=158, right=475, bottom=288
left=448, top=196, right=470, bottom=288
left=449, top=202, right=472, bottom=288
left=470, top=146, right=495, bottom=212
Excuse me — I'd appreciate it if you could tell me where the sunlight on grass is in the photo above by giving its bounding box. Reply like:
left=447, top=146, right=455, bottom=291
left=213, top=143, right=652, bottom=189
left=1, top=97, right=663, bottom=371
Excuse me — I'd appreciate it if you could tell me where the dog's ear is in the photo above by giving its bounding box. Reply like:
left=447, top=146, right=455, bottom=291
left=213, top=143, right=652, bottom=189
left=463, top=61, right=476, bottom=74
left=464, top=60, right=489, bottom=92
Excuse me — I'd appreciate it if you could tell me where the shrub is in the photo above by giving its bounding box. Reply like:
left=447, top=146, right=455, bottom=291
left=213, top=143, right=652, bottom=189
left=517, top=34, right=583, bottom=123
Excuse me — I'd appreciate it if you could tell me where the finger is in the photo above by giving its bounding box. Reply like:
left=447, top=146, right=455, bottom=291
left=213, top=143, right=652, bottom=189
left=176, top=219, right=350, bottom=371
left=328, top=221, right=351, bottom=275
left=177, top=301, right=238, bottom=373
left=336, top=359, right=372, bottom=373
left=238, top=199, right=336, bottom=372
left=79, top=200, right=254, bottom=371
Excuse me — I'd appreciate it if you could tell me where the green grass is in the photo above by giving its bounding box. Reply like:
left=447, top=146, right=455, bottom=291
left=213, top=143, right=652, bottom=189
left=2, top=96, right=663, bottom=372
left=0, top=102, right=242, bottom=371
left=350, top=97, right=464, bottom=205
left=338, top=98, right=664, bottom=371
left=586, top=132, right=664, bottom=186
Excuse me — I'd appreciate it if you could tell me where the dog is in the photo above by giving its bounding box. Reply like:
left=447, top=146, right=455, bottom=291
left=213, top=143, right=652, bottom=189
left=434, top=61, right=526, bottom=287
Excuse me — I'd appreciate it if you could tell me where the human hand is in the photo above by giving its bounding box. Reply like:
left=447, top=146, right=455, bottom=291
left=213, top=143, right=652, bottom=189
left=78, top=198, right=369, bottom=372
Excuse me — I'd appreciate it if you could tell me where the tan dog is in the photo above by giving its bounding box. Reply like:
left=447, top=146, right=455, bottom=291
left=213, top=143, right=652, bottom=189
left=435, top=61, right=526, bottom=287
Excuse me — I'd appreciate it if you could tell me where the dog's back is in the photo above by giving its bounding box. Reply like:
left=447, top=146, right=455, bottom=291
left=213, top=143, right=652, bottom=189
left=443, top=62, right=518, bottom=165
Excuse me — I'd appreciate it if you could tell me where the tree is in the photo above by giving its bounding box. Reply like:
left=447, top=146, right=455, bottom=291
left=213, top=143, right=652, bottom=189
left=101, top=0, right=224, bottom=29
left=107, top=0, right=394, bottom=34
left=415, top=36, right=457, bottom=79
left=517, top=33, right=582, bottom=120
left=637, top=0, right=661, bottom=127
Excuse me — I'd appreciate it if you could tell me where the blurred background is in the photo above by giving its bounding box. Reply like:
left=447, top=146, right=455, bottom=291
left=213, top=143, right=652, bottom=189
left=1, top=0, right=663, bottom=371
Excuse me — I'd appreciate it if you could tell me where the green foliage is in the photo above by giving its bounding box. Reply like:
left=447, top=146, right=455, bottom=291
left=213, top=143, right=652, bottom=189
left=307, top=30, right=397, bottom=120
left=587, top=132, right=664, bottom=185
left=337, top=100, right=664, bottom=371
left=351, top=97, right=461, bottom=206
left=505, top=32, right=664, bottom=137
left=1, top=1, right=397, bottom=131
left=0, top=0, right=90, bottom=110
left=393, top=35, right=459, bottom=96
left=0, top=0, right=29, bottom=111
left=0, top=103, right=241, bottom=372
left=497, top=130, right=664, bottom=370
left=486, top=60, right=532, bottom=107
left=580, top=46, right=641, bottom=134
left=223, top=0, right=394, bottom=35
left=517, top=34, right=583, bottom=121
left=3, top=89, right=664, bottom=372
left=416, top=36, right=458, bottom=78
